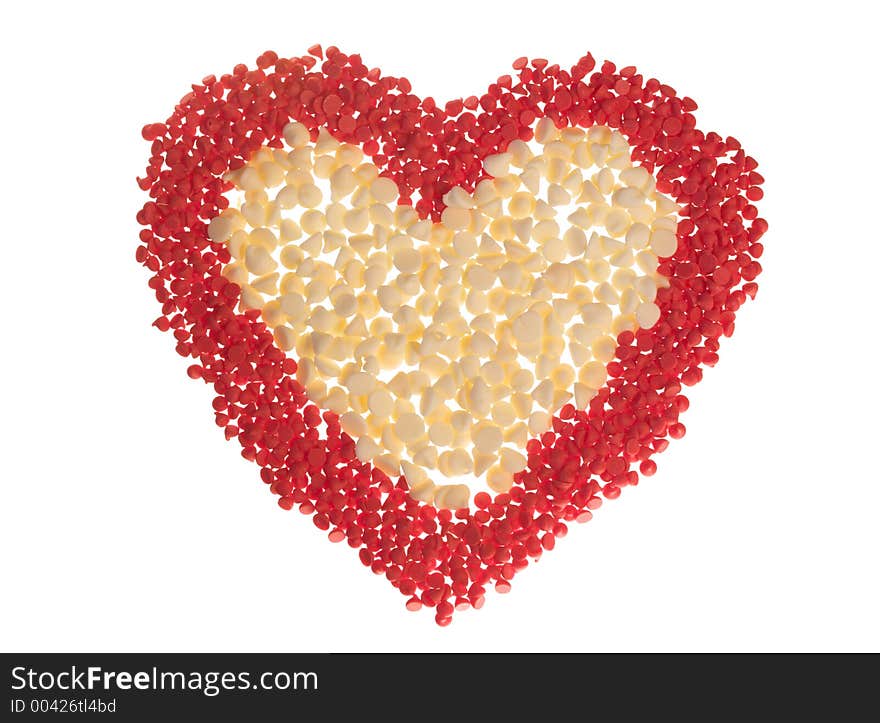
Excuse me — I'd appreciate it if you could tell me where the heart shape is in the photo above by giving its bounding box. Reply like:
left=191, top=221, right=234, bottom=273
left=137, top=46, right=766, bottom=624
left=210, top=121, right=679, bottom=508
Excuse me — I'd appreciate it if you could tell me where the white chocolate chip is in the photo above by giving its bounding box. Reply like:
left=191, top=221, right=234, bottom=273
left=355, top=435, right=381, bottom=463
left=528, top=411, right=551, bottom=436
left=433, top=483, right=469, bottom=509
left=395, top=412, right=426, bottom=443
left=636, top=301, right=661, bottom=329
left=500, top=447, right=526, bottom=474
left=472, top=423, right=503, bottom=453
left=282, top=122, right=310, bottom=148
left=650, top=228, right=678, bottom=257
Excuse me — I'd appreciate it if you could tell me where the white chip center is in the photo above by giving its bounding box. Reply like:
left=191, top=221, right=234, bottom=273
left=208, top=119, right=679, bottom=509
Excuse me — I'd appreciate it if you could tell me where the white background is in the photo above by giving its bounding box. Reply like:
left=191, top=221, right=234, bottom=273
left=1, top=0, right=878, bottom=652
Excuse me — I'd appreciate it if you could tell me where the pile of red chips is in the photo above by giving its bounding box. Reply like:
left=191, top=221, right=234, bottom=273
left=137, top=45, right=766, bottom=624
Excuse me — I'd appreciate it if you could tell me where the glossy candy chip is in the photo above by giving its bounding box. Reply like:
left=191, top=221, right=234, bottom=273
left=136, top=46, right=766, bottom=625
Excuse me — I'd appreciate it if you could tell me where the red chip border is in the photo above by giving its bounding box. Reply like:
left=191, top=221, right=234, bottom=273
left=136, top=46, right=766, bottom=625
